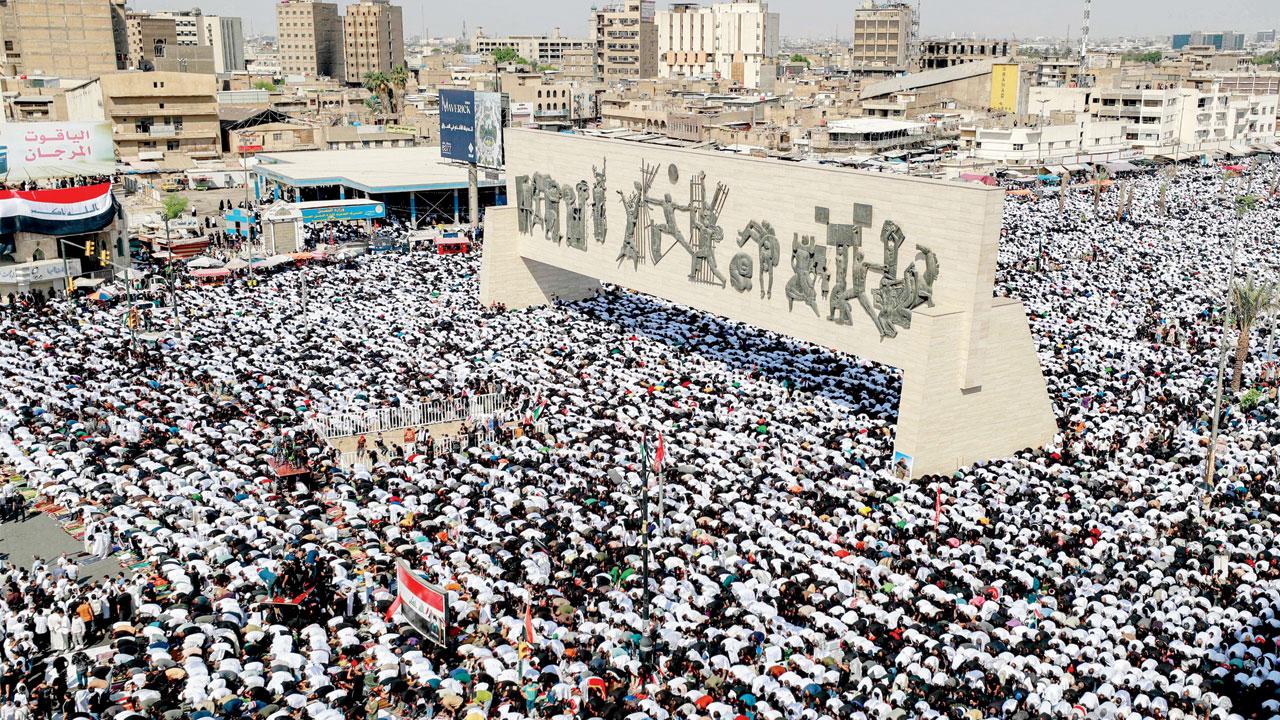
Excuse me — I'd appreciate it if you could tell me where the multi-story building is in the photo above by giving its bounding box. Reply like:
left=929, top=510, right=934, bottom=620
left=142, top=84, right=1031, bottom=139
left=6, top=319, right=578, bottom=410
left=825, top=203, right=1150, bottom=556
left=850, top=1, right=913, bottom=69
left=966, top=117, right=1129, bottom=166
left=126, top=11, right=178, bottom=70
left=1172, top=31, right=1246, bottom=52
left=203, top=16, right=246, bottom=73
left=1089, top=88, right=1183, bottom=150
left=470, top=28, right=592, bottom=67
left=656, top=0, right=779, bottom=90
left=918, top=39, right=1017, bottom=71
left=156, top=9, right=202, bottom=46
left=592, top=0, right=658, bottom=83
left=559, top=48, right=600, bottom=83
left=342, top=0, right=405, bottom=84
left=0, top=0, right=127, bottom=76
left=66, top=71, right=220, bottom=166
left=276, top=0, right=344, bottom=78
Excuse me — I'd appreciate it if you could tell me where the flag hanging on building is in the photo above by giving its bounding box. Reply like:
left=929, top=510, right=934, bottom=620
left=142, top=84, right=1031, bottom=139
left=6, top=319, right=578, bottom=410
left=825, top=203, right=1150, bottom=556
left=0, top=182, right=117, bottom=236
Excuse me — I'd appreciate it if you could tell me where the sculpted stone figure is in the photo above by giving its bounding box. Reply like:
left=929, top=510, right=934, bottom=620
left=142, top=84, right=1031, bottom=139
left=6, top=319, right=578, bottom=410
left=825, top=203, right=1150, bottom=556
left=617, top=182, right=644, bottom=268
left=785, top=234, right=824, bottom=316
left=592, top=162, right=607, bottom=244
left=542, top=178, right=563, bottom=244
left=736, top=220, right=781, bottom=299
left=729, top=253, right=753, bottom=293
left=565, top=181, right=589, bottom=251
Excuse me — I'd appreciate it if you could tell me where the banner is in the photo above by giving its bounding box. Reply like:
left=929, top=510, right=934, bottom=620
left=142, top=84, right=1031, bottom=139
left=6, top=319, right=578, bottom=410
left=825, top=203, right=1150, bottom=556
left=395, top=562, right=448, bottom=646
left=0, top=122, right=114, bottom=179
left=0, top=182, right=117, bottom=236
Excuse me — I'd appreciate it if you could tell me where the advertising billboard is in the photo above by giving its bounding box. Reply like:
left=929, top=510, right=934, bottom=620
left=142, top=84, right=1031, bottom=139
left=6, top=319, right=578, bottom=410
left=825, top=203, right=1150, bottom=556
left=440, top=89, right=478, bottom=164
left=989, top=63, right=1021, bottom=114
left=395, top=562, right=448, bottom=646
left=0, top=122, right=114, bottom=179
left=439, top=89, right=505, bottom=169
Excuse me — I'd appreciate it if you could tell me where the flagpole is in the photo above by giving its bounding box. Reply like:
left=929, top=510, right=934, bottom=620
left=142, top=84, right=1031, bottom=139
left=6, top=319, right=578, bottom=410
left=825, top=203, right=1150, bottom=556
left=639, top=437, right=652, bottom=664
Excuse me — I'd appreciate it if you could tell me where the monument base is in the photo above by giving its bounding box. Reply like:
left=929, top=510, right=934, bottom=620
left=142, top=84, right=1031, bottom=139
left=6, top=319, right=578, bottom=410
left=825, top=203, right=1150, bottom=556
left=480, top=208, right=600, bottom=309
left=893, top=299, right=1057, bottom=477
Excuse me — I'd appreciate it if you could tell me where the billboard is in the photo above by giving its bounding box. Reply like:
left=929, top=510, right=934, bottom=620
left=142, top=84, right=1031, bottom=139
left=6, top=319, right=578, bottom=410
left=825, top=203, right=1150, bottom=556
left=0, top=122, right=114, bottom=179
left=395, top=562, right=448, bottom=646
left=439, top=89, right=505, bottom=169
left=989, top=63, right=1021, bottom=114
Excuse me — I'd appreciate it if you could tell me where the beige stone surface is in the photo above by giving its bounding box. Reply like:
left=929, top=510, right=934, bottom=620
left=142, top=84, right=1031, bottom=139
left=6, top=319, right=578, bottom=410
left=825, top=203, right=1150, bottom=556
left=480, top=130, right=1057, bottom=476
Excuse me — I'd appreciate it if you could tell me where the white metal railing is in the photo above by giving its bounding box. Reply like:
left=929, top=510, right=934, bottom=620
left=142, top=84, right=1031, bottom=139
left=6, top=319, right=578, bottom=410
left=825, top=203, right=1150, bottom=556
left=335, top=420, right=550, bottom=469
left=310, top=392, right=509, bottom=439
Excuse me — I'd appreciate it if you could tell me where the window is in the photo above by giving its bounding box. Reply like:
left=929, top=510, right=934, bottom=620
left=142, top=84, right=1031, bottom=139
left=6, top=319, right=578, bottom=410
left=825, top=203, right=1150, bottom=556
left=166, top=140, right=179, bottom=151
left=272, top=132, right=282, bottom=141
left=1013, top=144, right=1024, bottom=150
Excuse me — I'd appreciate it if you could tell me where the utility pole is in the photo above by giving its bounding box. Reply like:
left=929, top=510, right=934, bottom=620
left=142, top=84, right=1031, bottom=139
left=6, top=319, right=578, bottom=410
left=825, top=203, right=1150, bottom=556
left=1204, top=191, right=1239, bottom=490
left=638, top=438, right=653, bottom=663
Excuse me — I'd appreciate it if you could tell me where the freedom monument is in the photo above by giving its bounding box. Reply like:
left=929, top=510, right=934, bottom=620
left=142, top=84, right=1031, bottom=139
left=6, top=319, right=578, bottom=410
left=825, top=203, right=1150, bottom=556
left=480, top=129, right=1056, bottom=476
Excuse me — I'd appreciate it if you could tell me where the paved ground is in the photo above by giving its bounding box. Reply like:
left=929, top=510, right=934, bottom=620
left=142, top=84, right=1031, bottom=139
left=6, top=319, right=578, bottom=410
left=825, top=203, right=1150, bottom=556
left=0, top=510, right=119, bottom=581
left=327, top=421, right=466, bottom=454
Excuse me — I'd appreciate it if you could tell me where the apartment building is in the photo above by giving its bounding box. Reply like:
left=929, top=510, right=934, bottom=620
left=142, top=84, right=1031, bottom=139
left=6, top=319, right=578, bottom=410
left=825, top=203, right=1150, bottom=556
left=276, top=0, right=344, bottom=78
left=0, top=0, right=127, bottom=76
left=126, top=11, right=178, bottom=70
left=67, top=71, right=220, bottom=167
left=918, top=39, right=1017, bottom=71
left=656, top=0, right=779, bottom=90
left=203, top=16, right=246, bottom=73
left=342, top=0, right=404, bottom=84
left=850, top=1, right=912, bottom=69
left=559, top=48, right=600, bottom=83
left=470, top=28, right=592, bottom=67
left=592, top=0, right=658, bottom=83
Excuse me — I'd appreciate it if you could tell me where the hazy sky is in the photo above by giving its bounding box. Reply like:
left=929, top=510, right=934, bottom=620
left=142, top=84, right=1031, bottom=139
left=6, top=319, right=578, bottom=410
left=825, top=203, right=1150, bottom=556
left=134, top=0, right=1280, bottom=41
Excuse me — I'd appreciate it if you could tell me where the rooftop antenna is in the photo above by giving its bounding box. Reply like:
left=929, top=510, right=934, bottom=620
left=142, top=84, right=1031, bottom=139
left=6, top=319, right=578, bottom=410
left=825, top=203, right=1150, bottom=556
left=1079, top=0, right=1091, bottom=65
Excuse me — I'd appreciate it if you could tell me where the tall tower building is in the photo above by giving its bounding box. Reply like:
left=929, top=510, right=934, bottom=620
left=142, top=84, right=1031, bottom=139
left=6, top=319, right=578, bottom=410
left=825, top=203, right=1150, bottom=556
left=657, top=0, right=780, bottom=90
left=0, top=0, right=126, bottom=76
left=342, top=0, right=404, bottom=83
left=850, top=1, right=913, bottom=69
left=276, top=0, right=344, bottom=78
left=592, top=0, right=658, bottom=82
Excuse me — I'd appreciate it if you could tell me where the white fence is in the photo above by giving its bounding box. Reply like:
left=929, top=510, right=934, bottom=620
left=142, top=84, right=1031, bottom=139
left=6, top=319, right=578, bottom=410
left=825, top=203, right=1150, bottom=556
left=310, top=392, right=509, bottom=439
left=337, top=420, right=549, bottom=470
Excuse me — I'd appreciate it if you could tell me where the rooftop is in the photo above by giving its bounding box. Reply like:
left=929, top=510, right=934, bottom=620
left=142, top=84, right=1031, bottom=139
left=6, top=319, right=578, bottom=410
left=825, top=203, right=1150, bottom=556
left=254, top=146, right=505, bottom=194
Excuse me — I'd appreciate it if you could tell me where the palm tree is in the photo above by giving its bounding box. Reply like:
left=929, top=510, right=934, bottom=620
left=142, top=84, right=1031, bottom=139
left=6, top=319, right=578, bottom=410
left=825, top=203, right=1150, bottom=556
left=388, top=65, right=410, bottom=115
left=362, top=71, right=391, bottom=115
left=1229, top=274, right=1278, bottom=392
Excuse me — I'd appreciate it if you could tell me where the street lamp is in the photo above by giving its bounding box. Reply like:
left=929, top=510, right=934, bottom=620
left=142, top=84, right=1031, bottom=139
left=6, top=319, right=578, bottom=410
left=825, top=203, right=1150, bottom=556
left=1204, top=190, right=1240, bottom=490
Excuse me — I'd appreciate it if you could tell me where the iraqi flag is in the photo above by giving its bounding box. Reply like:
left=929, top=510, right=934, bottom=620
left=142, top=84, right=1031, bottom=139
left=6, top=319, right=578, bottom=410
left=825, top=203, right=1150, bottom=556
left=0, top=183, right=118, bottom=236
left=653, top=431, right=665, bottom=474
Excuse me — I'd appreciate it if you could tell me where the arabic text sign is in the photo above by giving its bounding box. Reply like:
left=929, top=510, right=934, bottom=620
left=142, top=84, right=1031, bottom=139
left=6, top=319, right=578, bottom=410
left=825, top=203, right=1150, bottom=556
left=298, top=202, right=385, bottom=223
left=1, top=122, right=113, bottom=170
left=439, top=89, right=477, bottom=164
left=396, top=563, right=448, bottom=646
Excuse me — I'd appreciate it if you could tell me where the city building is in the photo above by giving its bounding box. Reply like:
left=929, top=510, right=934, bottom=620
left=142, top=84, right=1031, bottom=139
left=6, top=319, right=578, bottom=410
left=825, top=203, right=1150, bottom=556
left=126, top=11, right=178, bottom=70
left=1171, top=31, right=1246, bottom=51
left=850, top=1, right=913, bottom=69
left=807, top=117, right=932, bottom=156
left=558, top=48, right=600, bottom=83
left=276, top=0, right=344, bottom=79
left=592, top=0, right=658, bottom=83
left=342, top=0, right=405, bottom=84
left=203, top=16, right=247, bottom=73
left=656, top=0, right=780, bottom=90
left=918, top=39, right=1017, bottom=71
left=155, top=9, right=203, bottom=46
left=66, top=71, right=220, bottom=168
left=470, top=28, right=592, bottom=67
left=964, top=117, right=1129, bottom=167
left=0, top=0, right=127, bottom=76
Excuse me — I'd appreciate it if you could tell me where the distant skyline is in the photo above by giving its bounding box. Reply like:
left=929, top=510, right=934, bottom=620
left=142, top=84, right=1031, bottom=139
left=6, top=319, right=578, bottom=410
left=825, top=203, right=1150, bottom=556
left=129, top=0, right=1280, bottom=42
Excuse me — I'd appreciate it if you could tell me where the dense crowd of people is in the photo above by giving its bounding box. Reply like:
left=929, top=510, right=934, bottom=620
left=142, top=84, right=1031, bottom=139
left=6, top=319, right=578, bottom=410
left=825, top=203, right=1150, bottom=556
left=0, top=161, right=1278, bottom=720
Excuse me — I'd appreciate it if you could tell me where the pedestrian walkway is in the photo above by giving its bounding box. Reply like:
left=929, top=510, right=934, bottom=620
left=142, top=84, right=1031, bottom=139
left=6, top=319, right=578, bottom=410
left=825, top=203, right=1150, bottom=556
left=0, top=511, right=116, bottom=582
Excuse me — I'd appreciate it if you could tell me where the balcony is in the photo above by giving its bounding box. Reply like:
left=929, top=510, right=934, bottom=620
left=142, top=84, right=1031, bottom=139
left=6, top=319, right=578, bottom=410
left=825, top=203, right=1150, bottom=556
left=148, top=124, right=177, bottom=137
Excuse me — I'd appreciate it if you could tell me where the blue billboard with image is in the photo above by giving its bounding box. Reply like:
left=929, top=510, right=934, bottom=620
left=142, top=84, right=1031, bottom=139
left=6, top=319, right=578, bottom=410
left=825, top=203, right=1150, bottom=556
left=439, top=89, right=477, bottom=164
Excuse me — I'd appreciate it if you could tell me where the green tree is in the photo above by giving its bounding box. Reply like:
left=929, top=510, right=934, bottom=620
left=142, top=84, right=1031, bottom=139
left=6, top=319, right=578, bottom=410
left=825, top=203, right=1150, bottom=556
left=1122, top=51, right=1163, bottom=64
left=493, top=47, right=531, bottom=65
left=387, top=65, right=410, bottom=115
left=1230, top=272, right=1279, bottom=392
left=362, top=71, right=391, bottom=114
left=252, top=79, right=279, bottom=92
left=160, top=193, right=189, bottom=330
left=1254, top=51, right=1279, bottom=66
left=161, top=193, right=188, bottom=244
left=789, top=53, right=810, bottom=65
